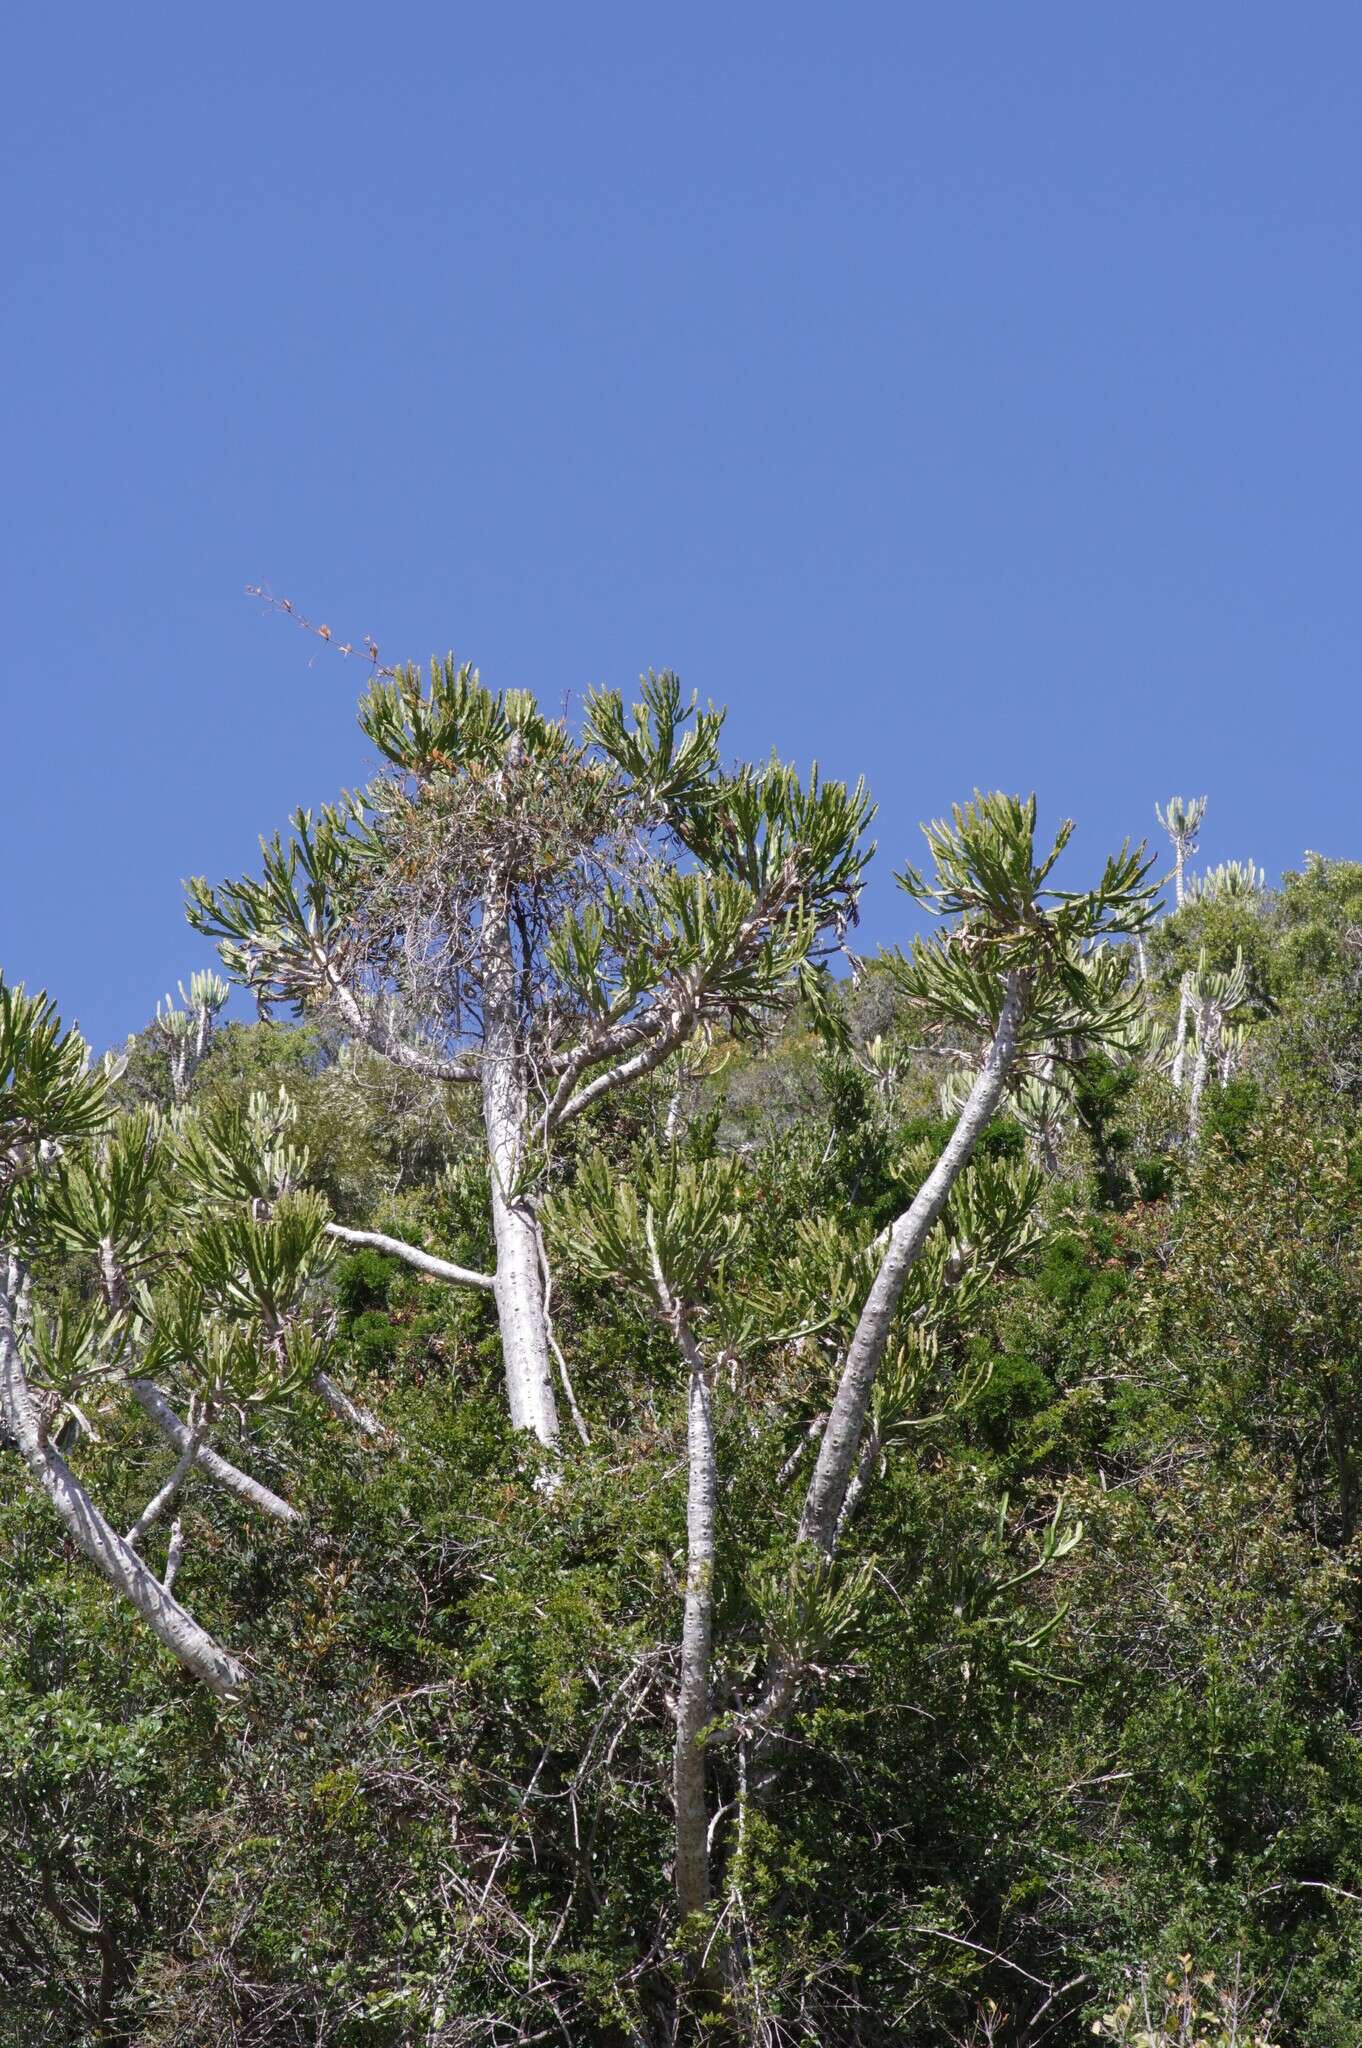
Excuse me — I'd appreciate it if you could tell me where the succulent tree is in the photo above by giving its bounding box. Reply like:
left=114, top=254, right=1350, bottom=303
left=549, top=1149, right=745, bottom=1929
left=1185, top=858, right=1266, bottom=905
left=852, top=1030, right=906, bottom=1107
left=1005, top=1071, right=1071, bottom=1176
left=188, top=663, right=872, bottom=1452
left=550, top=791, right=1156, bottom=1932
left=1184, top=946, right=1250, bottom=1145
left=1157, top=795, right=1208, bottom=1087
left=1155, top=794, right=1208, bottom=910
left=0, top=979, right=355, bottom=1698
left=149, top=970, right=230, bottom=1104
left=791, top=794, right=1155, bottom=1561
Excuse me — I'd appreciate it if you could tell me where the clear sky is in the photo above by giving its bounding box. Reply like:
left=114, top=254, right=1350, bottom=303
left=4, top=5, right=1359, bottom=1052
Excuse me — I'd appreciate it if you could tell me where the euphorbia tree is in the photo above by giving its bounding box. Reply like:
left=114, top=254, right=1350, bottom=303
left=150, top=969, right=230, bottom=1104
left=1185, top=859, right=1265, bottom=905
left=1155, top=794, right=1207, bottom=910
left=549, top=791, right=1156, bottom=1931
left=1156, top=794, right=1208, bottom=1086
left=549, top=1149, right=745, bottom=1926
left=188, top=663, right=872, bottom=1451
left=792, top=793, right=1155, bottom=1562
left=0, top=979, right=353, bottom=1699
left=723, top=794, right=1154, bottom=1776
left=550, top=1140, right=1041, bottom=1932
left=1183, top=945, right=1250, bottom=1145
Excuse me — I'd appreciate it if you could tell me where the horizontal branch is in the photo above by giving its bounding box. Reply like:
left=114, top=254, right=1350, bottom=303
left=324, top=1222, right=496, bottom=1292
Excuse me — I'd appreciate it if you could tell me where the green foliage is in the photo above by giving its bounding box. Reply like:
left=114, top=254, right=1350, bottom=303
left=0, top=978, right=110, bottom=1225
left=1096, top=1956, right=1283, bottom=2046
left=893, top=791, right=1157, bottom=1046
left=334, top=1248, right=395, bottom=1317
left=545, top=1147, right=746, bottom=1314
left=1071, top=1049, right=1139, bottom=1205
left=583, top=667, right=726, bottom=817
left=1199, top=1074, right=1261, bottom=1154
left=17, top=788, right=1362, bottom=2046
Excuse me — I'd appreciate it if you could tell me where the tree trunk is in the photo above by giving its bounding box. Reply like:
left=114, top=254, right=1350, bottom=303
left=481, top=877, right=561, bottom=1450
left=674, top=1336, right=717, bottom=1924
left=1, top=1274, right=247, bottom=1700
left=797, top=973, right=1026, bottom=1557
left=1172, top=982, right=1191, bottom=1091
left=749, top=974, right=1027, bottom=1776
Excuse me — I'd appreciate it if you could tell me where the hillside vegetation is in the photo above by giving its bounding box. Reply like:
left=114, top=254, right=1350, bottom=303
left=5, top=671, right=1362, bottom=2045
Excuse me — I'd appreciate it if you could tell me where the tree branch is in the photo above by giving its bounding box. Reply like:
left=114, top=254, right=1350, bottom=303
left=2, top=1277, right=247, bottom=1699
left=125, top=1411, right=203, bottom=1551
left=163, top=1516, right=186, bottom=1595
left=550, top=1006, right=695, bottom=1130
left=130, top=1380, right=302, bottom=1527
left=312, top=1369, right=384, bottom=1438
left=323, top=969, right=481, bottom=1085
left=543, top=996, right=678, bottom=1086
left=324, top=1222, right=497, bottom=1292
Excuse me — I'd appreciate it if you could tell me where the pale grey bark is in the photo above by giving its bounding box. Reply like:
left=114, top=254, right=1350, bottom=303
left=1183, top=957, right=1246, bottom=1149
left=130, top=1379, right=302, bottom=1526
left=311, top=1369, right=383, bottom=1438
left=99, top=1235, right=129, bottom=1313
left=481, top=877, right=560, bottom=1450
left=163, top=1517, right=186, bottom=1595
left=324, top=1222, right=496, bottom=1292
left=747, top=973, right=1028, bottom=1772
left=1171, top=981, right=1191, bottom=1091
left=125, top=1415, right=202, bottom=1551
left=797, top=973, right=1026, bottom=1558
left=776, top=1413, right=826, bottom=1490
left=488, top=1186, right=558, bottom=1447
left=2, top=1271, right=247, bottom=1700
left=836, top=1425, right=883, bottom=1539
left=550, top=1005, right=695, bottom=1131
left=673, top=1325, right=717, bottom=1922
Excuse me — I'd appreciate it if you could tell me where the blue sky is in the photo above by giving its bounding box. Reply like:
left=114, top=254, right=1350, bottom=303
left=4, top=5, right=1360, bottom=1052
